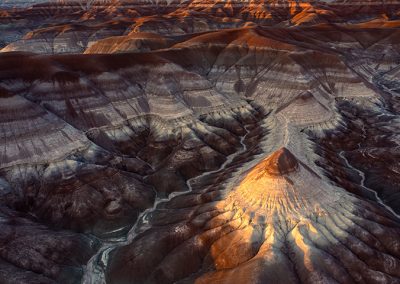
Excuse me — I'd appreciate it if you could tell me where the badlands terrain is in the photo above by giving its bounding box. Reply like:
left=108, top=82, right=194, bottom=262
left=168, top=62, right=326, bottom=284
left=0, top=0, right=400, bottom=283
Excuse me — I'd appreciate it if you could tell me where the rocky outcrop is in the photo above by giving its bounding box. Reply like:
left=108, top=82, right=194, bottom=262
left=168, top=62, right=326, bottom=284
left=0, top=205, right=99, bottom=284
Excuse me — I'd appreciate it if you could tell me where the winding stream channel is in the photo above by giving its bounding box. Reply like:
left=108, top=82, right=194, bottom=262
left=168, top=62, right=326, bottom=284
left=82, top=112, right=400, bottom=284
left=339, top=150, right=400, bottom=219
left=82, top=127, right=251, bottom=283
